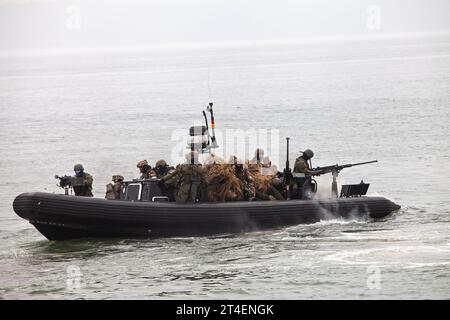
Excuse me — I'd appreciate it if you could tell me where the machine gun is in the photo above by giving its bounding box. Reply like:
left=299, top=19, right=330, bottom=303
left=314, top=160, right=378, bottom=197
left=55, top=175, right=72, bottom=195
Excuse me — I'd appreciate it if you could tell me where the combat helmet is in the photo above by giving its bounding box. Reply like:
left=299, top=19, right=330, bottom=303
left=302, top=149, right=314, bottom=159
left=136, top=160, right=149, bottom=168
left=155, top=160, right=167, bottom=168
left=73, top=163, right=84, bottom=171
left=112, top=175, right=124, bottom=182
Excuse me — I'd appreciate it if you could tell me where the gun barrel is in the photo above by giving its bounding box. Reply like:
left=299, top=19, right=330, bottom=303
left=348, top=160, right=378, bottom=167
left=316, top=160, right=377, bottom=174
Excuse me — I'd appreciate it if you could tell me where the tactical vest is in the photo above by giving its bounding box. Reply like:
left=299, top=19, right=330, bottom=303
left=293, top=157, right=309, bottom=175
left=71, top=173, right=93, bottom=197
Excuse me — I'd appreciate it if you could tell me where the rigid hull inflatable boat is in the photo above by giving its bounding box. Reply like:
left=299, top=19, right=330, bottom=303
left=12, top=103, right=400, bottom=240
left=13, top=191, right=400, bottom=240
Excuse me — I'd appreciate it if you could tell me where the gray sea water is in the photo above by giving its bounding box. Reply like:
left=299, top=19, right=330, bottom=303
left=0, top=34, right=449, bottom=299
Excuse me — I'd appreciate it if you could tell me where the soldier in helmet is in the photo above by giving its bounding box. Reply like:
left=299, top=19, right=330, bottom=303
left=136, top=160, right=152, bottom=179
left=292, top=149, right=320, bottom=200
left=160, top=151, right=205, bottom=203
left=150, top=159, right=174, bottom=179
left=71, top=164, right=93, bottom=197
left=293, top=149, right=321, bottom=176
left=105, top=175, right=124, bottom=200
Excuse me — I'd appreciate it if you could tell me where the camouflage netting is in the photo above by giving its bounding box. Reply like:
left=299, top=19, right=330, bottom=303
left=250, top=171, right=273, bottom=193
left=246, top=161, right=262, bottom=174
left=204, top=154, right=225, bottom=165
left=204, top=164, right=244, bottom=202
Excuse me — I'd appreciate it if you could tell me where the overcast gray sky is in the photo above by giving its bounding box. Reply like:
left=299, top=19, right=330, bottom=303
left=1, top=0, right=449, bottom=51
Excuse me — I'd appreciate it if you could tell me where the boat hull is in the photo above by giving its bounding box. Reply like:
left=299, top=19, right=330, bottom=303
left=13, top=192, right=400, bottom=240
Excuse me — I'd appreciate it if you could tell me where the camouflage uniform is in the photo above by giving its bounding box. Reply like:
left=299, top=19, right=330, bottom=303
left=293, top=156, right=320, bottom=176
left=251, top=174, right=285, bottom=201
left=292, top=150, right=319, bottom=199
left=71, top=173, right=94, bottom=197
left=246, top=162, right=262, bottom=175
left=266, top=182, right=285, bottom=200
left=204, top=162, right=242, bottom=202
left=160, top=151, right=204, bottom=203
left=150, top=160, right=174, bottom=179
left=162, top=164, right=205, bottom=203
left=105, top=175, right=124, bottom=200
left=137, top=160, right=152, bottom=179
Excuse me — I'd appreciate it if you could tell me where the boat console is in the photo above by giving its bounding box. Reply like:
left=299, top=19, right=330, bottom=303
left=120, top=179, right=170, bottom=202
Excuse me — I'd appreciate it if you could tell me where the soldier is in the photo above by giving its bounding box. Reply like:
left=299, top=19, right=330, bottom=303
left=136, top=160, right=152, bottom=179
left=266, top=178, right=285, bottom=200
left=160, top=151, right=205, bottom=203
left=71, top=164, right=93, bottom=197
left=250, top=170, right=285, bottom=201
left=292, top=149, right=320, bottom=200
left=293, top=149, right=321, bottom=176
left=150, top=160, right=174, bottom=179
left=230, top=156, right=256, bottom=201
left=204, top=155, right=242, bottom=202
left=105, top=175, right=124, bottom=200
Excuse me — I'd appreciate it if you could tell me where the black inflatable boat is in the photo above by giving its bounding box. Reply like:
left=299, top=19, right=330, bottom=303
left=13, top=189, right=400, bottom=240
left=12, top=103, right=401, bottom=240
